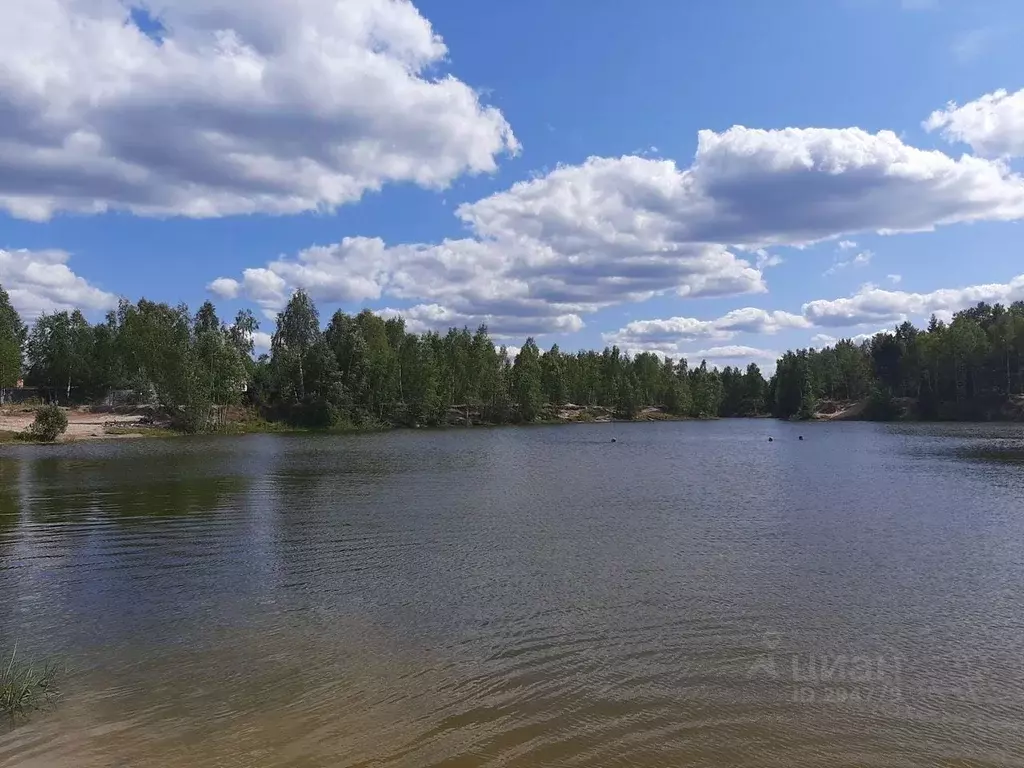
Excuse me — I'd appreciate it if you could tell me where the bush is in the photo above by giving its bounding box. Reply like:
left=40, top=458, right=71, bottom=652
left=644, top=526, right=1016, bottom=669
left=30, top=405, right=68, bottom=442
left=865, top=385, right=901, bottom=421
left=287, top=398, right=342, bottom=429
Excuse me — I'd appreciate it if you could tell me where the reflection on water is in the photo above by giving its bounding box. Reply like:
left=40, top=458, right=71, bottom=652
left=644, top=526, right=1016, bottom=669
left=1, top=423, right=1024, bottom=767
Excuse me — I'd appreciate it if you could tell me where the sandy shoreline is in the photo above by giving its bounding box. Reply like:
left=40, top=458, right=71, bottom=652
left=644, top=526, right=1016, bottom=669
left=0, top=409, right=155, bottom=442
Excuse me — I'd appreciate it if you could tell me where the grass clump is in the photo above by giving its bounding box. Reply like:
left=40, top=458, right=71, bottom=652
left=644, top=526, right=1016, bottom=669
left=1, top=646, right=62, bottom=724
left=103, top=424, right=176, bottom=438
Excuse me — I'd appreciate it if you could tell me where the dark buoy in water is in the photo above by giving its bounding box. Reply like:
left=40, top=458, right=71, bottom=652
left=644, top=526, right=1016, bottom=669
left=611, top=438, right=617, bottom=443
left=768, top=437, right=773, bottom=442
left=799, top=435, right=804, bottom=441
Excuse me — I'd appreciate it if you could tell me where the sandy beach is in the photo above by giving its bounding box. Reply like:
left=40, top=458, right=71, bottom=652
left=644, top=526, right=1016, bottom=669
left=0, top=408, right=156, bottom=441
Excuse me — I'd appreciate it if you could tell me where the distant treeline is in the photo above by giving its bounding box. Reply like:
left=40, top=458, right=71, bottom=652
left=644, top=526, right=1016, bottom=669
left=0, top=286, right=768, bottom=430
left=775, top=302, right=1024, bottom=421
left=1, top=283, right=1022, bottom=431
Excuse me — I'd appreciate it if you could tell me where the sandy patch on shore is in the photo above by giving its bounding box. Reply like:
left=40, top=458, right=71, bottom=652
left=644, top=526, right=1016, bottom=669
left=0, top=409, right=152, bottom=441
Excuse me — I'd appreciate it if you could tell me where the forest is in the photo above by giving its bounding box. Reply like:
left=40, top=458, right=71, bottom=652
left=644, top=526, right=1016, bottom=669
left=1, top=283, right=1023, bottom=431
left=773, top=302, right=1024, bottom=421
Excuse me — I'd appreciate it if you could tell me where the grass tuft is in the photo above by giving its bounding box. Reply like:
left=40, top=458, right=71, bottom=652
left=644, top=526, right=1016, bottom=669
left=0, top=646, right=62, bottom=724
left=103, top=424, right=177, bottom=438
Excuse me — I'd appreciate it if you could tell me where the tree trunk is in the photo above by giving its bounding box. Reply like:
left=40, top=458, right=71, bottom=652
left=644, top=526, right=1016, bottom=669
left=1006, top=349, right=1011, bottom=396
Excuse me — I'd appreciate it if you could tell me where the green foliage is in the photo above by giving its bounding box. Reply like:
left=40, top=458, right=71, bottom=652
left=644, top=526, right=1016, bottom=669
left=1, top=647, right=61, bottom=723
left=12, top=282, right=1024, bottom=432
left=0, top=285, right=24, bottom=390
left=865, top=384, right=901, bottom=421
left=0, top=284, right=773, bottom=429
left=688, top=361, right=723, bottom=417
left=771, top=301, right=1024, bottom=421
left=774, top=351, right=816, bottom=419
left=25, top=310, right=95, bottom=401
left=29, top=405, right=68, bottom=442
left=0, top=336, right=20, bottom=391
left=512, top=338, right=544, bottom=421
left=616, top=373, right=640, bottom=418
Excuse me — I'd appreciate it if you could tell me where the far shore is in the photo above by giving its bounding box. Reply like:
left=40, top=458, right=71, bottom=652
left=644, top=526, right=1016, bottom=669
left=1, top=397, right=1020, bottom=445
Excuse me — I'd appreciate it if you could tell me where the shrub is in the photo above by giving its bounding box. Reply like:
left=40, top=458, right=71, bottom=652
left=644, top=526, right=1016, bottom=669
left=29, top=405, right=68, bottom=442
left=290, top=398, right=342, bottom=429
left=865, top=385, right=901, bottom=421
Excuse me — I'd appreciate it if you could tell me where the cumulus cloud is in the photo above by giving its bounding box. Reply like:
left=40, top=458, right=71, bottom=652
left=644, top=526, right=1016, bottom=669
left=802, top=274, right=1024, bottom=326
left=608, top=271, right=1024, bottom=358
left=252, top=331, right=273, bottom=353
left=811, top=329, right=891, bottom=346
left=925, top=87, right=1024, bottom=158
left=212, top=118, right=1024, bottom=337
left=460, top=126, right=1024, bottom=249
left=887, top=274, right=902, bottom=284
left=617, top=344, right=778, bottom=370
left=686, top=345, right=779, bottom=362
left=378, top=303, right=583, bottom=339
left=207, top=277, right=241, bottom=299
left=0, top=249, right=118, bottom=318
left=604, top=308, right=808, bottom=350
left=213, top=229, right=764, bottom=337
left=0, top=0, right=517, bottom=220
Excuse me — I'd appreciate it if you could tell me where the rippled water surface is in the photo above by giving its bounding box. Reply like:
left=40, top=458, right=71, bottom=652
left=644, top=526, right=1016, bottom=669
left=2, top=420, right=1024, bottom=767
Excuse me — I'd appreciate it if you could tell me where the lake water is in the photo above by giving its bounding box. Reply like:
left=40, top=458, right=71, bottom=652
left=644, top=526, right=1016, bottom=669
left=1, top=420, right=1023, bottom=767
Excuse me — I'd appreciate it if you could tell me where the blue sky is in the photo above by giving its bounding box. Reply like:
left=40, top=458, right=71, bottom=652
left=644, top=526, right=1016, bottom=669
left=3, top=0, right=1024, bottom=369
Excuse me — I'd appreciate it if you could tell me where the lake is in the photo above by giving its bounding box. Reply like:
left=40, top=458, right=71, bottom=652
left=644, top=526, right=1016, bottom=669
left=1, top=419, right=1023, bottom=767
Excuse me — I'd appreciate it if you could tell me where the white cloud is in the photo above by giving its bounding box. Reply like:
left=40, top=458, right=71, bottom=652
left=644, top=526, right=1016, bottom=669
left=618, top=344, right=778, bottom=370
left=755, top=249, right=784, bottom=269
left=252, top=331, right=273, bottom=353
left=824, top=249, right=873, bottom=276
left=687, top=345, right=779, bottom=361
left=925, top=87, right=1024, bottom=158
left=604, top=308, right=808, bottom=350
left=682, top=345, right=779, bottom=372
left=213, top=120, right=1024, bottom=337
left=609, top=271, right=1024, bottom=356
left=803, top=274, right=1024, bottom=326
left=378, top=302, right=583, bottom=339
left=213, top=229, right=765, bottom=337
left=811, top=329, right=891, bottom=346
left=0, top=249, right=118, bottom=318
left=460, top=126, right=1024, bottom=249
left=207, top=277, right=241, bottom=299
left=887, top=273, right=902, bottom=284
left=0, top=0, right=517, bottom=220
left=838, top=240, right=858, bottom=250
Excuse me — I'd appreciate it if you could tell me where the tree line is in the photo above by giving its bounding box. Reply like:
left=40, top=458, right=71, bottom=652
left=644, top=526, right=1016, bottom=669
left=0, top=286, right=769, bottom=430
left=772, top=301, right=1024, bottom=420
left=2, top=281, right=1020, bottom=430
